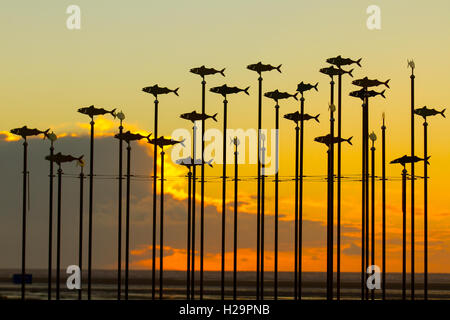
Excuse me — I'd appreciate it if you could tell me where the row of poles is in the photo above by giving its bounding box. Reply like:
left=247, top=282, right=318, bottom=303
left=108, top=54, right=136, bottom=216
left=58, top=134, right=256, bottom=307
left=9, top=58, right=445, bottom=300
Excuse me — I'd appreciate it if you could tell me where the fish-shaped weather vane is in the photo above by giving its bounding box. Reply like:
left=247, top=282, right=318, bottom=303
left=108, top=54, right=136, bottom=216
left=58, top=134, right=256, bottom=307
left=247, top=62, right=282, bottom=74
left=314, top=134, right=353, bottom=146
left=390, top=155, right=430, bottom=167
left=175, top=156, right=214, bottom=168
left=352, top=77, right=390, bottom=89
left=264, top=89, right=298, bottom=102
left=142, top=84, right=179, bottom=98
left=320, top=66, right=353, bottom=78
left=414, top=106, right=446, bottom=120
left=326, top=55, right=362, bottom=68
left=210, top=84, right=250, bottom=97
left=148, top=136, right=185, bottom=148
left=296, top=82, right=318, bottom=95
left=45, top=152, right=84, bottom=166
left=190, top=66, right=225, bottom=78
left=180, top=110, right=218, bottom=123
left=284, top=111, right=320, bottom=124
left=349, top=88, right=386, bottom=100
left=407, top=59, right=415, bottom=74
left=114, top=131, right=152, bottom=144
left=77, top=105, right=117, bottom=119
left=10, top=126, right=50, bottom=139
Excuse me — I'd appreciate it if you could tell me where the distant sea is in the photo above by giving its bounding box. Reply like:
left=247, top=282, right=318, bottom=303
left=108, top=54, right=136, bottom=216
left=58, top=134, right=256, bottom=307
left=1, top=269, right=449, bottom=300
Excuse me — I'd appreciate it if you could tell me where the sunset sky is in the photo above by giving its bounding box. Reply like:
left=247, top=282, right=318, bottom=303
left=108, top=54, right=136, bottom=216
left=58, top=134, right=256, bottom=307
left=1, top=1, right=450, bottom=275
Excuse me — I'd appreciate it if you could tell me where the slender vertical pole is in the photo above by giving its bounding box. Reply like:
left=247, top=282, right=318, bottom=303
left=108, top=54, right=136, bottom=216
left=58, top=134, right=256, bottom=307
left=221, top=98, right=228, bottom=300
left=410, top=72, right=415, bottom=300
left=191, top=124, right=197, bottom=299
left=200, top=78, right=206, bottom=299
left=78, top=168, right=84, bottom=300
left=424, top=120, right=428, bottom=300
left=402, top=168, right=407, bottom=300
left=337, top=74, right=342, bottom=300
left=299, top=96, right=305, bottom=300
left=327, top=79, right=335, bottom=301
left=364, top=98, right=370, bottom=300
left=21, top=139, right=27, bottom=300
left=56, top=166, right=62, bottom=300
left=187, top=170, right=192, bottom=299
left=152, top=99, right=159, bottom=300
left=117, top=123, right=123, bottom=300
left=48, top=141, right=54, bottom=300
left=160, top=149, right=165, bottom=300
left=256, top=76, right=262, bottom=300
left=381, top=116, right=386, bottom=300
left=361, top=102, right=366, bottom=300
left=125, top=144, right=131, bottom=300
left=371, top=141, right=375, bottom=300
left=260, top=137, right=266, bottom=300
left=88, top=119, right=94, bottom=300
left=274, top=103, right=279, bottom=300
left=233, top=142, right=238, bottom=300
left=294, top=124, right=299, bottom=300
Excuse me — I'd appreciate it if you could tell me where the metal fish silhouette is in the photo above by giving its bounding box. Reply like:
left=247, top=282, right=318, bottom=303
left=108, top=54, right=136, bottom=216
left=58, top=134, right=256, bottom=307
left=390, top=155, right=430, bottom=166
left=148, top=136, right=185, bottom=148
left=142, top=85, right=179, bottom=97
left=210, top=84, right=249, bottom=96
left=320, top=66, right=353, bottom=78
left=414, top=106, right=446, bottom=119
left=190, top=65, right=225, bottom=77
left=296, top=82, right=318, bottom=94
left=176, top=156, right=214, bottom=168
left=407, top=59, right=415, bottom=70
left=352, top=77, right=390, bottom=89
left=314, top=134, right=353, bottom=146
left=114, top=131, right=152, bottom=143
left=45, top=152, right=84, bottom=165
left=264, top=89, right=298, bottom=101
left=247, top=62, right=282, bottom=74
left=349, top=88, right=386, bottom=100
left=284, top=111, right=320, bottom=124
left=77, top=105, right=116, bottom=118
left=10, top=126, right=50, bottom=139
left=326, top=55, right=362, bottom=68
left=180, top=111, right=218, bottom=123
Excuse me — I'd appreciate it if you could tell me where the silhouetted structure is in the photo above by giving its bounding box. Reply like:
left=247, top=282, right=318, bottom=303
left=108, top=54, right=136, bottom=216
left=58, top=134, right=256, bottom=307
left=232, top=137, right=239, bottom=300
left=46, top=132, right=57, bottom=300
left=247, top=62, right=281, bottom=300
left=77, top=105, right=116, bottom=299
left=10, top=125, right=50, bottom=300
left=77, top=160, right=85, bottom=300
left=369, top=131, right=377, bottom=300
left=142, top=84, right=179, bottom=299
left=210, top=84, right=249, bottom=300
left=381, top=114, right=387, bottom=300
left=116, top=111, right=125, bottom=300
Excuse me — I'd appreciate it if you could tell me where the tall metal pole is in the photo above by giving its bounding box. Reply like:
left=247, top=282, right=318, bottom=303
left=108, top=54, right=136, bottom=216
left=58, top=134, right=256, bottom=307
left=298, top=96, right=305, bottom=300
left=402, top=168, right=407, bottom=301
left=187, top=169, right=192, bottom=299
left=256, top=75, right=262, bottom=300
left=221, top=98, right=228, bottom=300
left=21, top=139, right=28, bottom=300
left=274, top=103, right=279, bottom=300
left=56, top=166, right=62, bottom=300
left=152, top=98, right=159, bottom=300
left=370, top=139, right=375, bottom=300
left=233, top=140, right=238, bottom=300
left=125, top=143, right=131, bottom=300
left=48, top=140, right=54, bottom=300
left=364, top=98, right=370, bottom=300
left=381, top=116, right=386, bottom=300
left=327, top=79, right=335, bottom=301
left=191, top=124, right=197, bottom=299
left=294, top=124, right=299, bottom=300
left=78, top=166, right=84, bottom=300
left=410, top=70, right=416, bottom=300
left=160, top=148, right=165, bottom=300
left=200, top=78, right=206, bottom=299
left=423, top=120, right=428, bottom=300
left=361, top=100, right=366, bottom=300
left=336, top=74, right=342, bottom=300
left=117, top=121, right=123, bottom=300
left=87, top=119, right=94, bottom=300
left=260, top=135, right=266, bottom=300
